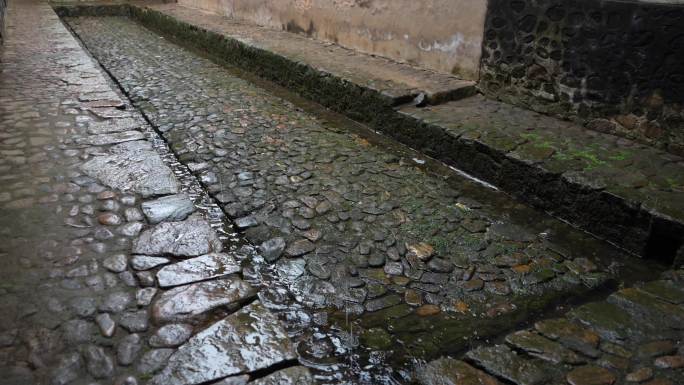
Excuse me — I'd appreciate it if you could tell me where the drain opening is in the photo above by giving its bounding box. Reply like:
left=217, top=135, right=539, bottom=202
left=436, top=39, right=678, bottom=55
left=644, top=229, right=683, bottom=266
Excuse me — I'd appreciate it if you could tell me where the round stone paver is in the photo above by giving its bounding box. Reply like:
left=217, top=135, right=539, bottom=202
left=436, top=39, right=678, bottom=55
left=566, top=366, right=616, bottom=385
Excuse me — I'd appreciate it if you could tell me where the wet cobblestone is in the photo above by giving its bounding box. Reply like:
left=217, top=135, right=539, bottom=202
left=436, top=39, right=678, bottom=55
left=0, top=1, right=299, bottom=385
left=63, top=15, right=673, bottom=383
left=2, top=1, right=681, bottom=384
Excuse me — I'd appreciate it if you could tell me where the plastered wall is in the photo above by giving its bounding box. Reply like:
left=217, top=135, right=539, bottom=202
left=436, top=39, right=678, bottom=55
left=176, top=0, right=488, bottom=80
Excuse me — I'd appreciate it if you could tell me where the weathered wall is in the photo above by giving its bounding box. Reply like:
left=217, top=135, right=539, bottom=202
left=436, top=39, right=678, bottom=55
left=480, top=0, right=684, bottom=155
left=0, top=0, right=6, bottom=45
left=176, top=0, right=488, bottom=80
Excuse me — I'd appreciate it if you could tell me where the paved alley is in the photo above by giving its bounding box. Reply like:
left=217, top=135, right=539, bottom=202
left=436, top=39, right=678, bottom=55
left=0, top=1, right=307, bottom=384
left=0, top=1, right=683, bottom=384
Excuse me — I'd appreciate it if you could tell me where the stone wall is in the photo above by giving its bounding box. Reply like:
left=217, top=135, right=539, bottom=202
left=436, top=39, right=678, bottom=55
left=175, top=0, right=488, bottom=80
left=0, top=0, right=6, bottom=45
left=480, top=0, right=684, bottom=155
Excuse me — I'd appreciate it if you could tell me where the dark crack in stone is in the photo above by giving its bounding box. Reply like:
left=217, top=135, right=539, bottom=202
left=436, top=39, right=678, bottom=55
left=156, top=253, right=241, bottom=287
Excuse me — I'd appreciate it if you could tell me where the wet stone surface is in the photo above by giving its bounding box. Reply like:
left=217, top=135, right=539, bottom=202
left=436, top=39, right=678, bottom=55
left=155, top=252, right=241, bottom=288
left=80, top=140, right=180, bottom=198
left=0, top=2, right=303, bottom=385
left=150, top=301, right=296, bottom=385
left=151, top=277, right=256, bottom=323
left=3, top=2, right=682, bottom=384
left=424, top=270, right=684, bottom=385
left=61, top=13, right=679, bottom=384
left=132, top=216, right=223, bottom=257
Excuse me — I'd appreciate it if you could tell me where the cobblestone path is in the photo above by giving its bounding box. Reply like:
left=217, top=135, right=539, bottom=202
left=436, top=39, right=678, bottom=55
left=0, top=1, right=307, bottom=385
left=63, top=14, right=683, bottom=384
left=1, top=2, right=682, bottom=385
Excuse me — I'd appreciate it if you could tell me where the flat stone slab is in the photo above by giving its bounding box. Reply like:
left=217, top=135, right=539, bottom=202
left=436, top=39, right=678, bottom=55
left=156, top=253, right=241, bottom=288
left=87, top=117, right=143, bottom=134
left=132, top=217, right=222, bottom=257
left=80, top=140, right=180, bottom=197
left=568, top=302, right=637, bottom=342
left=504, top=330, right=583, bottom=365
left=607, top=287, right=684, bottom=330
left=75, top=130, right=144, bottom=146
left=150, top=301, right=296, bottom=385
left=149, top=324, right=194, bottom=348
left=142, top=193, right=195, bottom=224
left=130, top=255, right=171, bottom=270
left=418, top=358, right=502, bottom=385
left=151, top=278, right=255, bottom=323
left=465, top=345, right=551, bottom=385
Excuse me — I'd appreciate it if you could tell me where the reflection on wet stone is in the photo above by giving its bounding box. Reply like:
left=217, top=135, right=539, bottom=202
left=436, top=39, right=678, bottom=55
left=151, top=278, right=256, bottom=323
left=0, top=4, right=275, bottom=382
left=150, top=301, right=296, bottom=385
left=133, top=217, right=222, bottom=257
left=156, top=253, right=241, bottom=288
left=81, top=141, right=180, bottom=197
left=141, top=193, right=195, bottom=224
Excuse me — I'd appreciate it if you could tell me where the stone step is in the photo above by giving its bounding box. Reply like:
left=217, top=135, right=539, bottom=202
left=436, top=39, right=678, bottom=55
left=422, top=274, right=684, bottom=385
left=398, top=96, right=684, bottom=262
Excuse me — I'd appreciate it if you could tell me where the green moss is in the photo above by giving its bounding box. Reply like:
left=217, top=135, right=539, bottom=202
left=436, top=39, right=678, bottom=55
left=666, top=177, right=680, bottom=190
left=553, top=143, right=607, bottom=169
left=360, top=328, right=393, bottom=350
left=607, top=151, right=631, bottom=161
left=429, top=235, right=452, bottom=256
left=520, top=133, right=556, bottom=151
left=400, top=215, right=456, bottom=256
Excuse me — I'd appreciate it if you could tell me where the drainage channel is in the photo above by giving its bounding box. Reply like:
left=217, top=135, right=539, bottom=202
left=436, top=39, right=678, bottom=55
left=60, top=12, right=669, bottom=385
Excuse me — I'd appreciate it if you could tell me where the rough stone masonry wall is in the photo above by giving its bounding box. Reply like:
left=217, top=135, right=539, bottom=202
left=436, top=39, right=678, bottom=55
left=480, top=0, right=684, bottom=155
left=175, top=0, right=488, bottom=80
left=0, top=0, right=6, bottom=46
